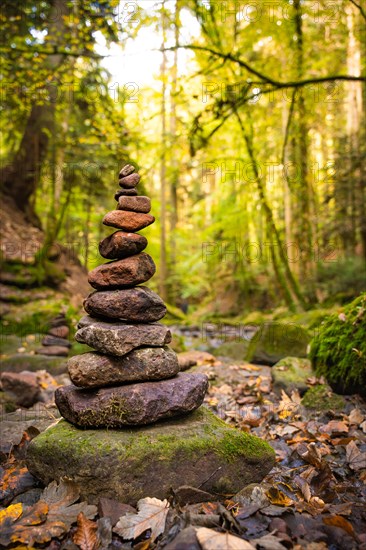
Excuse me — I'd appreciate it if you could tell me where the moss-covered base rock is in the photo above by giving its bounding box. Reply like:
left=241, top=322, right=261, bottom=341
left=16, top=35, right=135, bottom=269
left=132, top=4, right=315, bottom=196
left=246, top=322, right=310, bottom=366
left=26, top=407, right=275, bottom=505
left=301, top=384, right=346, bottom=411
left=272, top=357, right=313, bottom=395
left=309, top=294, right=366, bottom=395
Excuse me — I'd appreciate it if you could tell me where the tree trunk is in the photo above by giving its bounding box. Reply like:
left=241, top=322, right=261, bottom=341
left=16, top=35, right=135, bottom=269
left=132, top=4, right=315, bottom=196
left=0, top=0, right=68, bottom=227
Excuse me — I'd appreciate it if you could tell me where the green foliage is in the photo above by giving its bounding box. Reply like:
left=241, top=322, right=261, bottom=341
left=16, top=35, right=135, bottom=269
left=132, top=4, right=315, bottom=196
left=309, top=294, right=366, bottom=394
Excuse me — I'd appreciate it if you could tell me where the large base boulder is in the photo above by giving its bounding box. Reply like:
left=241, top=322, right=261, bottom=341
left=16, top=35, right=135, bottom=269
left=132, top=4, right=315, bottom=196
left=26, top=407, right=275, bottom=505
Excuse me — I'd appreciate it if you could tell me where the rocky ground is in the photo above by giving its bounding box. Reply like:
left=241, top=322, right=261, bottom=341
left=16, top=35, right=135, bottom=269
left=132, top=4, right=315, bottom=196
left=0, top=347, right=365, bottom=549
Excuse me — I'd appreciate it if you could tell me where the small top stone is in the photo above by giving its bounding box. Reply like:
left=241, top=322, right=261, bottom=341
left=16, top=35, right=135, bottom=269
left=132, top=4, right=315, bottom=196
left=119, top=164, right=136, bottom=178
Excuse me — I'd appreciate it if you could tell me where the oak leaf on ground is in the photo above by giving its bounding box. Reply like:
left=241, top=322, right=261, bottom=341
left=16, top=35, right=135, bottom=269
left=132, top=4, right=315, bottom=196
left=113, top=497, right=169, bottom=542
left=196, top=527, right=255, bottom=549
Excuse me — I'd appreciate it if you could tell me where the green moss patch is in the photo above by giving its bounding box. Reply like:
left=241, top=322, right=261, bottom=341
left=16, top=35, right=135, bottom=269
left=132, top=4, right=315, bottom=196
left=309, top=294, right=366, bottom=395
left=272, top=357, right=313, bottom=395
left=301, top=384, right=345, bottom=411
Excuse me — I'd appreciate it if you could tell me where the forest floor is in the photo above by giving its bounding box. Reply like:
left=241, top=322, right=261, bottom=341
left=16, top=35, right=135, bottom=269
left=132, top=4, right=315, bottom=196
left=0, top=352, right=365, bottom=549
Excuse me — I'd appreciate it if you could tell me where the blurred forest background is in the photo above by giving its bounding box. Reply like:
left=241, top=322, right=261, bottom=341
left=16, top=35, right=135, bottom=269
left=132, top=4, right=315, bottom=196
left=1, top=0, right=365, bottom=324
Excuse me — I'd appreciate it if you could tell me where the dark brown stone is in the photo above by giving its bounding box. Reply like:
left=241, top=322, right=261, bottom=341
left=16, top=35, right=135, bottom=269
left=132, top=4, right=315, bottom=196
left=48, top=325, right=69, bottom=338
left=67, top=347, right=179, bottom=387
left=103, top=211, right=155, bottom=232
left=0, top=371, right=40, bottom=408
left=114, top=189, right=138, bottom=200
left=117, top=196, right=151, bottom=213
left=36, top=346, right=69, bottom=357
left=99, top=231, right=147, bottom=260
left=88, top=253, right=156, bottom=290
left=119, top=173, right=140, bottom=189
left=55, top=372, right=208, bottom=427
left=84, top=286, right=166, bottom=322
left=119, top=164, right=136, bottom=178
left=42, top=335, right=71, bottom=348
left=75, top=316, right=171, bottom=356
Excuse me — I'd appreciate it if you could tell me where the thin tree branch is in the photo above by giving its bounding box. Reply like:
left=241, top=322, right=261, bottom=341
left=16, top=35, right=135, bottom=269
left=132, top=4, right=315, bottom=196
left=165, top=44, right=366, bottom=87
left=0, top=45, right=104, bottom=59
left=349, top=0, right=366, bottom=20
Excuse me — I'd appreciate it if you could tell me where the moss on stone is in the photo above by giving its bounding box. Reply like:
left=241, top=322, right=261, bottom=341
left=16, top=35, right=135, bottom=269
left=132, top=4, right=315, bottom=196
left=26, top=407, right=275, bottom=504
left=272, top=357, right=313, bottom=395
left=301, top=384, right=345, bottom=410
left=309, top=293, right=366, bottom=395
left=214, top=341, right=249, bottom=360
left=246, top=322, right=310, bottom=366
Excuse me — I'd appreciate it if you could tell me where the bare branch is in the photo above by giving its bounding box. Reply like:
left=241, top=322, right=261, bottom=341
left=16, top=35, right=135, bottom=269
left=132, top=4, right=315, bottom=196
left=349, top=0, right=366, bottom=20
left=165, top=44, right=366, bottom=88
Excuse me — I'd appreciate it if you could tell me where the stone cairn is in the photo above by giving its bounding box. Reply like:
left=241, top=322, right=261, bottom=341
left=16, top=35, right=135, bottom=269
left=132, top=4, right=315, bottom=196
left=55, top=164, right=208, bottom=428
left=36, top=313, right=70, bottom=357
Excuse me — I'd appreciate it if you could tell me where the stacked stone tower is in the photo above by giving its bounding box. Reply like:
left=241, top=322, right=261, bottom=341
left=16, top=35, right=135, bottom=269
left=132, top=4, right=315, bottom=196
left=55, top=164, right=208, bottom=427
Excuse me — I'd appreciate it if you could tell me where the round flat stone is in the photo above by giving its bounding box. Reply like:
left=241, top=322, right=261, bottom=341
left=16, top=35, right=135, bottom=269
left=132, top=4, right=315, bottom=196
left=67, top=346, right=179, bottom=388
left=117, top=196, right=151, bottom=213
left=119, top=164, right=136, bottom=178
left=99, top=232, right=147, bottom=260
left=55, top=372, right=208, bottom=428
left=114, top=189, right=138, bottom=200
left=119, top=173, right=140, bottom=189
left=88, top=253, right=156, bottom=290
left=75, top=316, right=171, bottom=356
left=103, top=211, right=155, bottom=232
left=26, top=407, right=275, bottom=505
left=84, top=287, right=166, bottom=322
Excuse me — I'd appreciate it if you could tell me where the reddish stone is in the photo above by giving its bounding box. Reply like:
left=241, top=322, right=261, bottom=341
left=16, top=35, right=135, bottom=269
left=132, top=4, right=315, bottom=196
left=36, top=346, right=69, bottom=357
left=88, top=253, right=156, bottom=289
left=84, top=286, right=166, bottom=322
left=67, top=346, right=179, bottom=387
left=117, top=196, right=151, bottom=213
left=119, top=173, right=140, bottom=189
left=1, top=371, right=40, bottom=407
left=114, top=188, right=138, bottom=200
left=55, top=372, right=209, bottom=427
left=99, top=231, right=147, bottom=260
left=48, top=325, right=69, bottom=338
left=103, top=211, right=155, bottom=232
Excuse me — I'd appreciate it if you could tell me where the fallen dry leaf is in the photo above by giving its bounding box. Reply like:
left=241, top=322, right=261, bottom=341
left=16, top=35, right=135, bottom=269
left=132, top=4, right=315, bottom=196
left=323, top=514, right=359, bottom=541
left=319, top=420, right=349, bottom=435
left=0, top=465, right=37, bottom=506
left=114, top=497, right=169, bottom=542
left=345, top=440, right=366, bottom=471
left=348, top=408, right=364, bottom=425
left=196, top=527, right=255, bottom=549
left=0, top=481, right=97, bottom=547
left=278, top=390, right=301, bottom=419
left=251, top=532, right=289, bottom=549
left=265, top=487, right=293, bottom=507
left=73, top=512, right=98, bottom=550
left=0, top=500, right=49, bottom=547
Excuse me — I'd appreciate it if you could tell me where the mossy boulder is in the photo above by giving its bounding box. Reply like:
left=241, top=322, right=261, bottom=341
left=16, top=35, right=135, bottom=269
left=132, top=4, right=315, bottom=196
left=301, top=384, right=345, bottom=411
left=26, top=407, right=275, bottom=505
left=272, top=357, right=313, bottom=395
left=214, top=341, right=249, bottom=360
left=309, top=294, right=366, bottom=395
left=246, top=322, right=310, bottom=366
